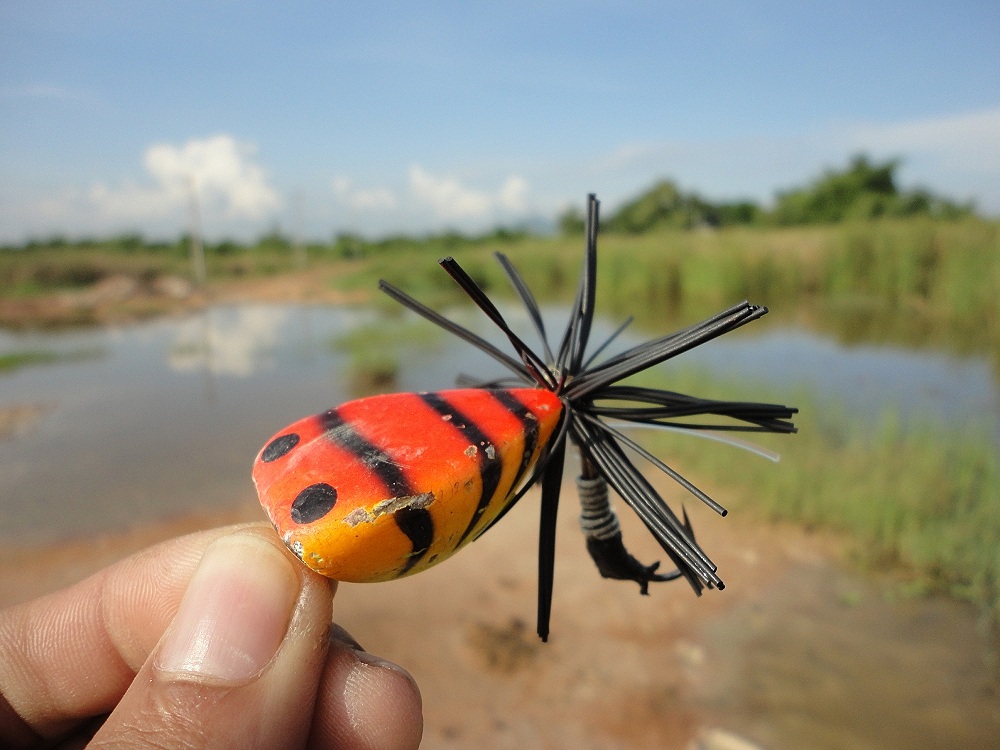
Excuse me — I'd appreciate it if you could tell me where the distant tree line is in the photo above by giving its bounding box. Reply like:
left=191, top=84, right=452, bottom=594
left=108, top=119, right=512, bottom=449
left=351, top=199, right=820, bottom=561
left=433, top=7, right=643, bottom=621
left=3, top=154, right=980, bottom=254
left=559, top=154, right=976, bottom=235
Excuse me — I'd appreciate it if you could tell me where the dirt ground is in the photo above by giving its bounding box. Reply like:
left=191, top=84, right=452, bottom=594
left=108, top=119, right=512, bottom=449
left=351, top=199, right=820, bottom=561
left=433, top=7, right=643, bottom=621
left=0, top=267, right=364, bottom=329
left=1, top=486, right=997, bottom=750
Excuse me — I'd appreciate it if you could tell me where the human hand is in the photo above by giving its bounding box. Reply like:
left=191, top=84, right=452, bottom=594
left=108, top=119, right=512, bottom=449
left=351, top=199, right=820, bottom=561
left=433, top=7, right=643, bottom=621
left=0, top=523, right=423, bottom=749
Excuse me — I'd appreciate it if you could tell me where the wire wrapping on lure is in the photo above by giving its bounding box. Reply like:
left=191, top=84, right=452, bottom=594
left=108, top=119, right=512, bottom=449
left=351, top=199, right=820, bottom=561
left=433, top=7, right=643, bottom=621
left=378, top=193, right=798, bottom=641
left=577, top=473, right=621, bottom=542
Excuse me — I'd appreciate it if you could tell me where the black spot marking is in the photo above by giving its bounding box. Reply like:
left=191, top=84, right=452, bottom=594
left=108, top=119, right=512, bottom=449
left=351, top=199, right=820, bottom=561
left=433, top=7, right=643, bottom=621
left=318, top=410, right=414, bottom=496
left=261, top=433, right=300, bottom=462
left=291, top=483, right=338, bottom=524
left=395, top=507, right=434, bottom=573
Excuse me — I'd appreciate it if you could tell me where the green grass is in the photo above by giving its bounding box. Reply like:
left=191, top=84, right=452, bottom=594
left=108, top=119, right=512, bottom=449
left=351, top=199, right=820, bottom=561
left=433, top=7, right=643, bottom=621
left=633, top=368, right=1000, bottom=626
left=0, top=350, right=64, bottom=372
left=329, top=318, right=441, bottom=356
left=330, top=320, right=442, bottom=397
left=0, top=347, right=103, bottom=373
left=327, top=218, right=1000, bottom=362
left=0, top=239, right=312, bottom=296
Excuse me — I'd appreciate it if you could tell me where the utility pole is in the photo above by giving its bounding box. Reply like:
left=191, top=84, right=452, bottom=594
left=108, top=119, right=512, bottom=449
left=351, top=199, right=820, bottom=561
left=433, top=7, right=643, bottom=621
left=292, top=191, right=307, bottom=270
left=188, top=177, right=207, bottom=285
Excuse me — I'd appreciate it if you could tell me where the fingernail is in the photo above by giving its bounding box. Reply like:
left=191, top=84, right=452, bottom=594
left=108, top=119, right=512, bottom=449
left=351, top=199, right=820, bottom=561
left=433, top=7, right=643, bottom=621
left=156, top=533, right=299, bottom=683
left=352, top=649, right=418, bottom=687
left=329, top=622, right=364, bottom=652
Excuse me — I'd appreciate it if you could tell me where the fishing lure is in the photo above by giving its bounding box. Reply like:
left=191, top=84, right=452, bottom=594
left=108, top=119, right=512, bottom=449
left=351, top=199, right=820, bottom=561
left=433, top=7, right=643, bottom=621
left=253, top=194, right=797, bottom=640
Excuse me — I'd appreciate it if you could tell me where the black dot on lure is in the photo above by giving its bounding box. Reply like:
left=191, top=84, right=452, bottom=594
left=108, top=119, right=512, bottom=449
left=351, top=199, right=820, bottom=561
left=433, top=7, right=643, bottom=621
left=379, top=193, right=798, bottom=642
left=291, top=483, right=338, bottom=524
left=261, top=433, right=300, bottom=463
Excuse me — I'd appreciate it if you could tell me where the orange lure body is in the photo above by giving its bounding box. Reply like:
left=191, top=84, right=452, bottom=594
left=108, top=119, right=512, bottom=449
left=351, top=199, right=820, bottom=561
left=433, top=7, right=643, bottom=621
left=253, top=388, right=562, bottom=582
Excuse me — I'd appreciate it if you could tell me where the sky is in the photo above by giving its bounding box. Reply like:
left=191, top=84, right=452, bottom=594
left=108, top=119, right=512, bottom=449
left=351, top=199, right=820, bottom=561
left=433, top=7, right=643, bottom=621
left=2, top=1, right=999, bottom=243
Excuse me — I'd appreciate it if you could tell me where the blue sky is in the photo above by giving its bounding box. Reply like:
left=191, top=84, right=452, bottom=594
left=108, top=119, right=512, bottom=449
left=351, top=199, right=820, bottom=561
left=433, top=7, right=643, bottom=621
left=2, top=1, right=999, bottom=242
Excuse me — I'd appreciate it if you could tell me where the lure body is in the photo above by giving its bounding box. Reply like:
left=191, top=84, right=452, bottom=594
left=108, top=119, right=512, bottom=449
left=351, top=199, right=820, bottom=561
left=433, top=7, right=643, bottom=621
left=253, top=388, right=562, bottom=582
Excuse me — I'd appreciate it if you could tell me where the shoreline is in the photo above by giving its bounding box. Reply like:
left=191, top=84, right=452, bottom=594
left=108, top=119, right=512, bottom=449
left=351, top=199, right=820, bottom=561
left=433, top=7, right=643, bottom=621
left=0, top=266, right=369, bottom=331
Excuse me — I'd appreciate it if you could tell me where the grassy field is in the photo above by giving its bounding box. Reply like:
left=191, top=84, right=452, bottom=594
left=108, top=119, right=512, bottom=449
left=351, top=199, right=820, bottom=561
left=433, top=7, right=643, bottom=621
left=6, top=218, right=998, bottom=327
left=312, top=219, right=999, bottom=370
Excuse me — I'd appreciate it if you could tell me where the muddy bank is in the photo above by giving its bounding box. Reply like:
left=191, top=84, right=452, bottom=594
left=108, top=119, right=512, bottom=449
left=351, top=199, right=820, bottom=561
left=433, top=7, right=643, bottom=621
left=2, top=490, right=996, bottom=750
left=0, top=268, right=366, bottom=330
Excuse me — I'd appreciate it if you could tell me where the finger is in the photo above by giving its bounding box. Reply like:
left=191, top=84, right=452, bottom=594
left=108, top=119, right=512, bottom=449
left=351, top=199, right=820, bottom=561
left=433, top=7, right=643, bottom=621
left=309, top=634, right=423, bottom=750
left=0, top=524, right=251, bottom=745
left=88, top=528, right=334, bottom=749
left=0, top=523, right=425, bottom=750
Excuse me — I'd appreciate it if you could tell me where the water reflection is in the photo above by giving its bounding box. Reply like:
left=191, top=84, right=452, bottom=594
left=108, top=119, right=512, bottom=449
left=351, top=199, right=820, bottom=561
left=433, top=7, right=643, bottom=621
left=0, top=302, right=997, bottom=541
left=168, top=305, right=315, bottom=377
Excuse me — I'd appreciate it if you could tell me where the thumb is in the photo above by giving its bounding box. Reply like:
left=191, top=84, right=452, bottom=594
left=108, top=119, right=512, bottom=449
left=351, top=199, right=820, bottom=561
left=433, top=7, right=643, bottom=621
left=89, top=528, right=332, bottom=749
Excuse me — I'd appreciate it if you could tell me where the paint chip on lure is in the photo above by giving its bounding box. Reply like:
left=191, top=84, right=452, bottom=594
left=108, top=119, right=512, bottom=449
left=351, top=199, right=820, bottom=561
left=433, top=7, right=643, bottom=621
left=253, top=194, right=797, bottom=641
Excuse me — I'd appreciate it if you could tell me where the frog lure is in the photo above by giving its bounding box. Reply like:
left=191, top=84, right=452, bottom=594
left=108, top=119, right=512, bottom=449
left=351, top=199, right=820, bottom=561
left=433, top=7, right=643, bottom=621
left=253, top=194, right=797, bottom=641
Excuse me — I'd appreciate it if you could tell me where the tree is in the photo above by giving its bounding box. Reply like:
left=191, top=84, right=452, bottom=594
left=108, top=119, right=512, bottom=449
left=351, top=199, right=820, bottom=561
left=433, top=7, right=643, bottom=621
left=770, top=154, right=973, bottom=224
left=557, top=205, right=586, bottom=235
left=603, top=180, right=764, bottom=233
left=605, top=180, right=685, bottom=233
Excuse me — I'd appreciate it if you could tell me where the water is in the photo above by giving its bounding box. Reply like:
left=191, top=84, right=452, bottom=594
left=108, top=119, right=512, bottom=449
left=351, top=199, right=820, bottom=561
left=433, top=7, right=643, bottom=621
left=679, top=327, right=1000, bottom=435
left=1, top=302, right=997, bottom=541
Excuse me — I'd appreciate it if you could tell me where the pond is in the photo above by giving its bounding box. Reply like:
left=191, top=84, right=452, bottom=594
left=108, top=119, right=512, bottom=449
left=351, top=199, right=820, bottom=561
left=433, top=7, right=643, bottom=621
left=0, top=301, right=997, bottom=542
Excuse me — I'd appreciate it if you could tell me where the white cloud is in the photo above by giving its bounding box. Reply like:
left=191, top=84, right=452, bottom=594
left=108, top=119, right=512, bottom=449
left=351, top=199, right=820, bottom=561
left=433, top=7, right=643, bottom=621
left=131, top=135, right=279, bottom=219
left=498, top=176, right=529, bottom=213
left=332, top=176, right=398, bottom=210
left=168, top=305, right=289, bottom=377
left=408, top=165, right=493, bottom=221
left=0, top=134, right=281, bottom=241
left=845, top=107, right=1000, bottom=174
left=329, top=166, right=535, bottom=233
left=407, top=165, right=531, bottom=224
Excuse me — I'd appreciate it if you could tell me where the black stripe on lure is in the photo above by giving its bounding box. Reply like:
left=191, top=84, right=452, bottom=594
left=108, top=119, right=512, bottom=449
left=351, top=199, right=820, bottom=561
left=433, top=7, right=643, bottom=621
left=253, top=194, right=798, bottom=642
